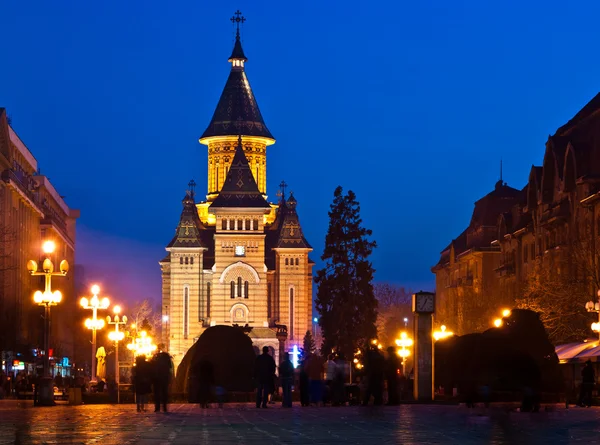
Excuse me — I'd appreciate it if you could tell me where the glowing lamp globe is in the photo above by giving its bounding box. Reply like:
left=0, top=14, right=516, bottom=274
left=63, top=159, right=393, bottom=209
left=80, top=297, right=89, bottom=308
left=33, top=290, right=43, bottom=304
left=91, top=284, right=100, bottom=295
left=42, top=240, right=56, bottom=254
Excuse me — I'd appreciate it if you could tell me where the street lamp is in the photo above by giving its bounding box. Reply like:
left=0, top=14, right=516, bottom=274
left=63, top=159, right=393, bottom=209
left=107, top=305, right=127, bottom=402
left=585, top=290, right=600, bottom=341
left=127, top=331, right=157, bottom=361
left=27, top=240, right=69, bottom=406
left=493, top=308, right=512, bottom=328
left=80, top=285, right=109, bottom=382
left=433, top=325, right=454, bottom=341
left=395, top=332, right=413, bottom=371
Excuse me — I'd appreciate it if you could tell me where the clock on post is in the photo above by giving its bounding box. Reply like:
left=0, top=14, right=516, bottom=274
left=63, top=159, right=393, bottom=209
left=412, top=291, right=436, bottom=401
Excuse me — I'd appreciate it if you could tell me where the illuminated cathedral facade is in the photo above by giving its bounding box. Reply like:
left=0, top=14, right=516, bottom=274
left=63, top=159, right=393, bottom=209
left=160, top=13, right=313, bottom=372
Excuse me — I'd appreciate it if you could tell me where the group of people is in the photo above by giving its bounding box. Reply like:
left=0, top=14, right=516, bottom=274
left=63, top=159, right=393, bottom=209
left=132, top=348, right=173, bottom=413
left=252, top=344, right=407, bottom=408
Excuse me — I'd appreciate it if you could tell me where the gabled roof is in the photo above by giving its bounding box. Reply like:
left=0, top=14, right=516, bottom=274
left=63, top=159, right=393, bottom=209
left=209, top=138, right=271, bottom=209
left=200, top=35, right=274, bottom=141
left=167, top=191, right=206, bottom=248
left=275, top=193, right=312, bottom=249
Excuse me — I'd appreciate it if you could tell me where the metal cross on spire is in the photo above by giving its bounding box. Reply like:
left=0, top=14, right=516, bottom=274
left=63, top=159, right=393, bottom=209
left=230, top=10, right=246, bottom=38
left=188, top=179, right=196, bottom=197
left=279, top=180, right=288, bottom=200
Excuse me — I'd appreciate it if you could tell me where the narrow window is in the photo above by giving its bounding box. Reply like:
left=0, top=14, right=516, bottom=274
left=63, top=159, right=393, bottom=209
left=180, top=257, right=183, bottom=265
left=191, top=257, right=194, bottom=265
left=289, top=287, right=294, bottom=340
left=185, top=257, right=189, bottom=265
left=238, top=219, right=243, bottom=230
left=267, top=283, right=272, bottom=319
left=244, top=281, right=249, bottom=299
left=183, top=286, right=189, bottom=339
left=295, top=258, right=299, bottom=266
left=253, top=219, right=259, bottom=231
left=285, top=258, right=289, bottom=266
left=222, top=219, right=227, bottom=230
left=237, top=277, right=242, bottom=298
left=206, top=283, right=211, bottom=318
left=230, top=281, right=235, bottom=299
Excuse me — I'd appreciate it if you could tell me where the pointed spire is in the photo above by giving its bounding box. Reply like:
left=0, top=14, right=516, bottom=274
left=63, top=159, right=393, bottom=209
left=275, top=191, right=311, bottom=248
left=209, top=137, right=271, bottom=209
left=167, top=186, right=205, bottom=248
left=199, top=11, right=274, bottom=143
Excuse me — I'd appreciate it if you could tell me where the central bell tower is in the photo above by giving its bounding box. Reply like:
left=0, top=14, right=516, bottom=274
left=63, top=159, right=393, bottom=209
left=199, top=10, right=275, bottom=202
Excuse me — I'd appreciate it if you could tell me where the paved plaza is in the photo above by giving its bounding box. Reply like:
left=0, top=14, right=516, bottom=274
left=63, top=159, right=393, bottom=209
left=0, top=401, right=599, bottom=444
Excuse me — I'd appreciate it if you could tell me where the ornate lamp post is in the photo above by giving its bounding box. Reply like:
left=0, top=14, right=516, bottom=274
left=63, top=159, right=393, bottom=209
left=493, top=309, right=512, bottom=328
left=107, top=305, right=127, bottom=402
left=80, top=285, right=109, bottom=382
left=585, top=290, right=600, bottom=340
left=27, top=240, right=69, bottom=406
left=127, top=330, right=157, bottom=362
left=395, top=332, right=413, bottom=372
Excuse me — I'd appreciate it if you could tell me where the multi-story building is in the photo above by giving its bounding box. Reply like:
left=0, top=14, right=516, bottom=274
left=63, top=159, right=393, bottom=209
left=0, top=108, right=79, bottom=376
left=161, top=15, right=313, bottom=373
left=433, top=92, right=600, bottom=340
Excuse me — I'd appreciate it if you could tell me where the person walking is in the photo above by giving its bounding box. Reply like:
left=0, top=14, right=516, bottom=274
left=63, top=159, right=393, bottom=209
left=385, top=347, right=400, bottom=405
left=133, top=356, right=152, bottom=412
left=305, top=353, right=324, bottom=406
left=299, top=358, right=310, bottom=407
left=363, top=346, right=384, bottom=406
left=152, top=346, right=173, bottom=413
left=324, top=354, right=337, bottom=404
left=280, top=352, right=294, bottom=408
left=254, top=346, right=276, bottom=408
left=579, top=360, right=595, bottom=407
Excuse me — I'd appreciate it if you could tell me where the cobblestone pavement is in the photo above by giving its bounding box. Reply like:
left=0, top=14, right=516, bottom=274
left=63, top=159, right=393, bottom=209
left=1, top=401, right=600, bottom=444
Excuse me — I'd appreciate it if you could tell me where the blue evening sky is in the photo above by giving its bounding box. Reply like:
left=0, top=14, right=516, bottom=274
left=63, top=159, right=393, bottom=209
left=2, top=1, right=599, bottom=305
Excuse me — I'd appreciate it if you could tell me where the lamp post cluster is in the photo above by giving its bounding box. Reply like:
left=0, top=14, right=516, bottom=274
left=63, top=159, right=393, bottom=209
left=28, top=241, right=137, bottom=406
left=585, top=290, right=600, bottom=340
left=433, top=325, right=454, bottom=341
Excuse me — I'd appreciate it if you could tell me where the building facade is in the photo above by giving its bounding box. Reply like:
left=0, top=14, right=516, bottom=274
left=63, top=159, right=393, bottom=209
left=161, top=19, right=313, bottom=373
left=433, top=92, right=600, bottom=339
left=0, top=109, right=79, bottom=376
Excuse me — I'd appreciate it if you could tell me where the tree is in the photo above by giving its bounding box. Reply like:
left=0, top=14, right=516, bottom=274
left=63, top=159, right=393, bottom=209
left=374, top=283, right=412, bottom=347
left=300, top=330, right=316, bottom=358
left=129, top=299, right=161, bottom=337
left=315, top=186, right=377, bottom=358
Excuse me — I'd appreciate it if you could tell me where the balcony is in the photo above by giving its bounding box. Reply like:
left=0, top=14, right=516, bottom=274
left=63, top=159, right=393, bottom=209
left=495, top=264, right=516, bottom=277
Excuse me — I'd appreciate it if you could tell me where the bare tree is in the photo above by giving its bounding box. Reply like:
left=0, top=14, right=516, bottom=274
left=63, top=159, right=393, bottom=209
left=374, top=282, right=412, bottom=347
left=129, top=299, right=161, bottom=336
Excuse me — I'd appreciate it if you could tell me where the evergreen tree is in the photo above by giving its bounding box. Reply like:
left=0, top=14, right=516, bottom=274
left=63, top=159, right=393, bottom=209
left=315, top=186, right=377, bottom=358
left=301, top=330, right=316, bottom=358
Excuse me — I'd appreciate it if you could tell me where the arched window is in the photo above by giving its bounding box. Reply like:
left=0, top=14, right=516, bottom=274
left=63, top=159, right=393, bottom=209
left=180, top=257, right=183, bottom=265
left=185, top=257, right=189, bottom=265
left=289, top=287, right=294, bottom=340
left=237, top=219, right=243, bottom=230
left=295, top=258, right=299, bottom=266
left=191, top=257, right=194, bottom=265
left=183, top=286, right=189, bottom=339
left=230, top=281, right=235, bottom=299
left=285, top=258, right=289, bottom=266
left=253, top=219, right=259, bottom=231
left=206, top=282, right=211, bottom=318
left=267, top=283, right=272, bottom=318
left=222, top=219, right=227, bottom=230
left=244, top=281, right=249, bottom=299
left=237, top=277, right=242, bottom=298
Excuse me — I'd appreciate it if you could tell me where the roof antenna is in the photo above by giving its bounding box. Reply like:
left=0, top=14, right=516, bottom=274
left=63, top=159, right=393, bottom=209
left=188, top=179, right=196, bottom=198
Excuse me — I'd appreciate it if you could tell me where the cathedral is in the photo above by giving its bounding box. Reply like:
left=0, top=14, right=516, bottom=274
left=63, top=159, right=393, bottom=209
left=160, top=13, right=313, bottom=373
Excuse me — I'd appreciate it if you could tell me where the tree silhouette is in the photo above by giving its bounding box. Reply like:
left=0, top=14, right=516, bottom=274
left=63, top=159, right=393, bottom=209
left=315, top=186, right=377, bottom=358
left=301, top=330, right=316, bottom=358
